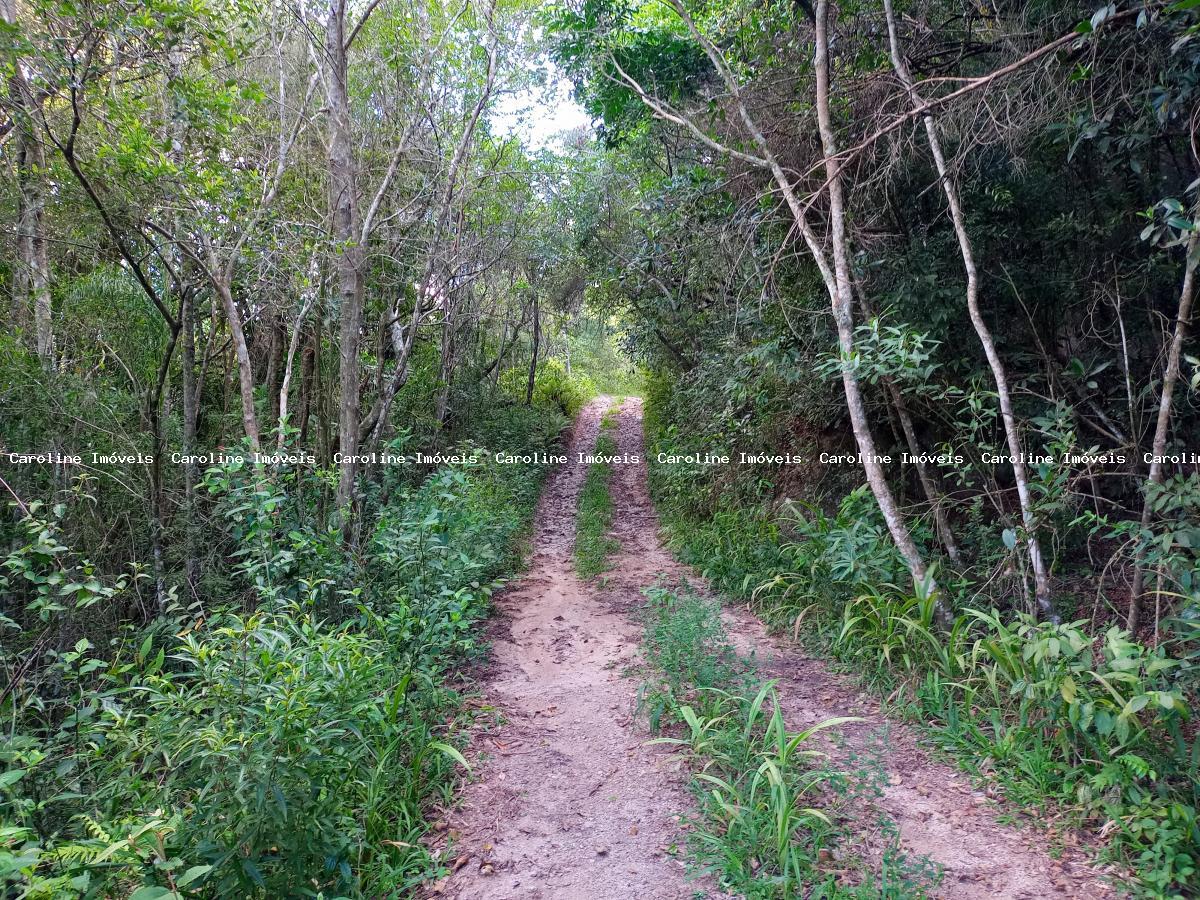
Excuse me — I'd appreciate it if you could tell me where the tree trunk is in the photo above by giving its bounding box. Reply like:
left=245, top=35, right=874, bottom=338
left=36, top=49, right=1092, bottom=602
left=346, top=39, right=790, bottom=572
left=434, top=290, right=457, bottom=428
left=278, top=267, right=318, bottom=449
left=1128, top=219, right=1200, bottom=632
left=213, top=276, right=261, bottom=451
left=264, top=318, right=282, bottom=430
left=811, top=0, right=936, bottom=603
left=297, top=331, right=316, bottom=446
left=884, top=0, right=1052, bottom=620
left=326, top=0, right=365, bottom=509
left=526, top=292, right=540, bottom=406
left=181, top=286, right=201, bottom=590
left=4, top=0, right=54, bottom=369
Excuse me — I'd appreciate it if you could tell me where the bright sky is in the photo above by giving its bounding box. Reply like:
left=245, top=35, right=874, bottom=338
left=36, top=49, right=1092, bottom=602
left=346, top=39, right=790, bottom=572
left=491, top=66, right=593, bottom=151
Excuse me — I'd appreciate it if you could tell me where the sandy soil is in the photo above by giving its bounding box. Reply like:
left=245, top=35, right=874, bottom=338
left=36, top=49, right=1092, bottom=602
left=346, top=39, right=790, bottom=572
left=432, top=398, right=707, bottom=899
left=430, top=397, right=1118, bottom=899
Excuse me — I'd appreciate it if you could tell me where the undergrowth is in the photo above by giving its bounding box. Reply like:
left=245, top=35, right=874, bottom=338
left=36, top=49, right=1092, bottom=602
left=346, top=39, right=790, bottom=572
left=638, top=586, right=939, bottom=897
left=639, top=586, right=844, bottom=896
left=644, top=383, right=1199, bottom=898
left=0, top=405, right=567, bottom=898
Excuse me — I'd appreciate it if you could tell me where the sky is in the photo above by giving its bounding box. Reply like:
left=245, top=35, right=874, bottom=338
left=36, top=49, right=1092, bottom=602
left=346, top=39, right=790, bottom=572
left=490, top=66, right=593, bottom=151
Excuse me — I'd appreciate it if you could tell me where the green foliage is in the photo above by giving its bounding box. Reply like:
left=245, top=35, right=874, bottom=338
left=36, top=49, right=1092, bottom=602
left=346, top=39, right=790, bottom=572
left=548, top=0, right=710, bottom=146
left=644, top=381, right=1200, bottom=895
left=499, top=357, right=597, bottom=418
left=638, top=586, right=852, bottom=897
left=567, top=320, right=644, bottom=396
left=0, top=413, right=562, bottom=897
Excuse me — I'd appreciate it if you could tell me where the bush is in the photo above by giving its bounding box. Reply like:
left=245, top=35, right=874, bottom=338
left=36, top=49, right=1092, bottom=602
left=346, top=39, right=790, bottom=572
left=499, top=357, right=596, bottom=417
left=0, top=421, right=562, bottom=897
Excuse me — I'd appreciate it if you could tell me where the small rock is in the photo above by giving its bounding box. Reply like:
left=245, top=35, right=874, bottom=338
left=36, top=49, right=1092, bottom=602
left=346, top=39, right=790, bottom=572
left=595, top=846, right=609, bottom=856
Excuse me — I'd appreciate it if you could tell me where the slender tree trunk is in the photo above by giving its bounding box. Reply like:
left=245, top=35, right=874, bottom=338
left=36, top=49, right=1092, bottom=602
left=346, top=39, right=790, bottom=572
left=277, top=260, right=319, bottom=449
left=884, top=0, right=1050, bottom=618
left=180, top=286, right=201, bottom=590
left=297, top=331, right=316, bottom=445
left=4, top=0, right=54, bottom=369
left=264, top=318, right=282, bottom=429
left=359, top=25, right=497, bottom=451
left=1128, top=220, right=1200, bottom=631
left=853, top=281, right=961, bottom=562
left=213, top=276, right=261, bottom=451
left=811, top=0, right=936, bottom=602
left=434, top=291, right=457, bottom=428
left=325, top=0, right=365, bottom=509
left=526, top=292, right=540, bottom=406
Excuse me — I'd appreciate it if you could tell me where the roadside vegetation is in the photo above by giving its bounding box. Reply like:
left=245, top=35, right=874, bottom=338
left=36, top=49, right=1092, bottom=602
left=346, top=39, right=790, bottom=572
left=4, top=0, right=1200, bottom=895
left=638, top=586, right=941, bottom=897
left=645, top=381, right=1197, bottom=896
left=0, top=388, right=596, bottom=896
left=546, top=1, right=1200, bottom=894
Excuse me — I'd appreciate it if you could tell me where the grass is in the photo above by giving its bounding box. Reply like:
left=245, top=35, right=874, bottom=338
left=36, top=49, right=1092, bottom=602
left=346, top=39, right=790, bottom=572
left=574, top=410, right=620, bottom=577
left=637, top=586, right=940, bottom=897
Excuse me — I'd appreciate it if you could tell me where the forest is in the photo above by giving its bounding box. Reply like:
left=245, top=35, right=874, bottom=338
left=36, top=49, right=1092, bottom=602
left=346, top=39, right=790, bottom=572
left=1, top=0, right=1199, bottom=897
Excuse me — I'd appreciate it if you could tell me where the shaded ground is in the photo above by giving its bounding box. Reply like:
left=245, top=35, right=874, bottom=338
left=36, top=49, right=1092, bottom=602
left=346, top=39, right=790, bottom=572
left=432, top=397, right=1118, bottom=898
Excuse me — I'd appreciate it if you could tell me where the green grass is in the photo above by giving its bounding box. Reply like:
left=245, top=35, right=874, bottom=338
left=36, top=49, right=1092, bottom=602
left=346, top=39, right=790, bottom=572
left=574, top=413, right=620, bottom=577
left=636, top=586, right=943, bottom=898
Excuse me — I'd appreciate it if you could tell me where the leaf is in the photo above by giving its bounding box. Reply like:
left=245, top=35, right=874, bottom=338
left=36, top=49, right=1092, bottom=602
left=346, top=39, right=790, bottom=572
left=430, top=741, right=469, bottom=770
left=1060, top=676, right=1077, bottom=703
left=1002, top=528, right=1017, bottom=550
left=0, top=769, right=27, bottom=788
left=175, top=865, right=213, bottom=888
left=128, top=888, right=177, bottom=900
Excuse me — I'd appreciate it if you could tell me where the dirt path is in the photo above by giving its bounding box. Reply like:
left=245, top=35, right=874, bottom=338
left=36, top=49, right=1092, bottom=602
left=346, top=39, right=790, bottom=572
left=434, top=397, right=704, bottom=899
left=599, top=397, right=1117, bottom=899
left=435, top=397, right=1117, bottom=898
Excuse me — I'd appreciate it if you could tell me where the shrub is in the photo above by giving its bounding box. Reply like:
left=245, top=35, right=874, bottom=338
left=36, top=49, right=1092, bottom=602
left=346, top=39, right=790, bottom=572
left=0, top=423, right=561, bottom=897
left=499, top=357, right=596, bottom=417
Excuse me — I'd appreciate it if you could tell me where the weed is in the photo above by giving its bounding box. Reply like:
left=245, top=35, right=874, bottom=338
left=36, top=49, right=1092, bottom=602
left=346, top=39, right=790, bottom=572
left=638, top=586, right=860, bottom=897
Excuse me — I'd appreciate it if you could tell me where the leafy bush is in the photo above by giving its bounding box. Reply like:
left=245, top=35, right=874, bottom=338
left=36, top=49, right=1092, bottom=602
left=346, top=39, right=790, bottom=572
left=0, top=414, right=564, bottom=897
left=499, top=357, right=596, bottom=417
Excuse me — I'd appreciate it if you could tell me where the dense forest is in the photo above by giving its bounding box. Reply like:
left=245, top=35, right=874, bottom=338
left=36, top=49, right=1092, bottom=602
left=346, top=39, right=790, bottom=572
left=2, top=0, right=1199, bottom=896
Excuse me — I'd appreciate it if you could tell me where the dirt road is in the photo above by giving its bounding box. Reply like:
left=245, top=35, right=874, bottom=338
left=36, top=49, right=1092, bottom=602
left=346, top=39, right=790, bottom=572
left=435, top=397, right=1115, bottom=899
